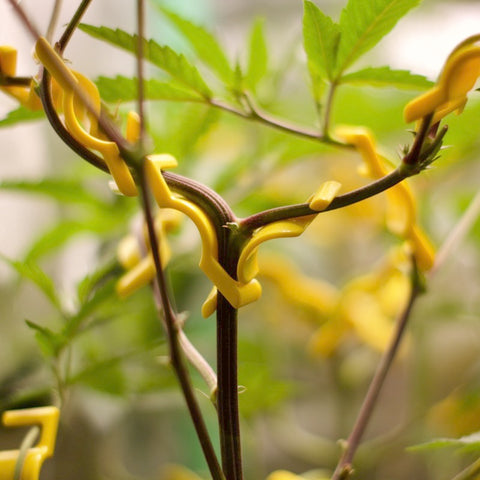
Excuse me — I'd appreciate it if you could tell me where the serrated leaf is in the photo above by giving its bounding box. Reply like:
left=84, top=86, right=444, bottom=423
left=408, top=432, right=480, bottom=452
left=0, top=255, right=61, bottom=310
left=0, top=106, right=44, bottom=127
left=160, top=8, right=234, bottom=85
left=78, top=24, right=212, bottom=98
left=303, top=0, right=340, bottom=82
left=245, top=18, right=268, bottom=91
left=336, top=0, right=421, bottom=76
left=0, top=178, right=104, bottom=206
left=340, top=66, right=434, bottom=90
left=96, top=75, right=203, bottom=103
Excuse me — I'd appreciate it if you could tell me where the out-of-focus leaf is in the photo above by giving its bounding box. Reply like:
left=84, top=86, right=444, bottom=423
left=0, top=179, right=105, bottom=206
left=68, top=353, right=127, bottom=395
left=246, top=18, right=268, bottom=91
left=303, top=0, right=340, bottom=82
left=67, top=277, right=118, bottom=338
left=408, top=431, right=480, bottom=452
left=0, top=106, right=44, bottom=128
left=151, top=103, right=220, bottom=161
left=24, top=221, right=98, bottom=262
left=96, top=75, right=204, bottom=103
left=25, top=320, right=64, bottom=357
left=78, top=24, right=212, bottom=97
left=340, top=66, right=434, bottom=90
left=336, top=0, right=421, bottom=75
left=1, top=256, right=61, bottom=310
left=160, top=8, right=235, bottom=85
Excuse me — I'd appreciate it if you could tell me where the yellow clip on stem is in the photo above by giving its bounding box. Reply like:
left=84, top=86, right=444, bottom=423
left=335, top=126, right=435, bottom=271
left=0, top=46, right=42, bottom=110
left=145, top=155, right=261, bottom=314
left=202, top=180, right=342, bottom=317
left=404, top=34, right=480, bottom=123
left=34, top=37, right=137, bottom=197
left=0, top=406, right=60, bottom=480
left=237, top=180, right=341, bottom=286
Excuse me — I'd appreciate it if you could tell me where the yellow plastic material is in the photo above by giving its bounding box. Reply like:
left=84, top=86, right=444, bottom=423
left=237, top=217, right=315, bottom=285
left=265, top=471, right=304, bottom=480
left=116, top=210, right=181, bottom=298
left=0, top=46, right=42, bottom=110
left=404, top=34, right=480, bottom=123
left=0, top=406, right=60, bottom=480
left=34, top=37, right=137, bottom=197
left=309, top=248, right=412, bottom=357
left=259, top=253, right=339, bottom=316
left=335, top=126, right=435, bottom=271
left=308, top=180, right=342, bottom=211
left=145, top=155, right=262, bottom=313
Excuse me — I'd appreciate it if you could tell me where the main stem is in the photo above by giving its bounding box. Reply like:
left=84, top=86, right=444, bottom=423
left=217, top=229, right=243, bottom=480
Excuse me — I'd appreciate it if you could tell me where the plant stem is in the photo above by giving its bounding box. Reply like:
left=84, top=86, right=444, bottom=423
left=322, top=81, right=337, bottom=138
left=239, top=167, right=407, bottom=233
left=57, top=0, right=93, bottom=53
left=451, top=456, right=480, bottom=480
left=216, top=227, right=243, bottom=480
left=209, top=96, right=350, bottom=149
left=6, top=0, right=42, bottom=39
left=138, top=168, right=225, bottom=480
left=46, top=0, right=63, bottom=43
left=330, top=262, right=423, bottom=480
left=136, top=0, right=146, bottom=141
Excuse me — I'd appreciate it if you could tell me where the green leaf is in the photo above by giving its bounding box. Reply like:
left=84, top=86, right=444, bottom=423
left=245, top=18, right=268, bottom=91
left=68, top=354, right=127, bottom=395
left=409, top=432, right=480, bottom=452
left=340, top=66, right=434, bottom=90
left=151, top=103, right=220, bottom=160
left=160, top=8, right=235, bottom=85
left=0, top=106, right=44, bottom=127
left=0, top=178, right=105, bottom=206
left=25, top=320, right=64, bottom=358
left=303, top=0, right=340, bottom=82
left=78, top=24, right=212, bottom=98
left=336, top=0, right=421, bottom=75
left=96, top=75, right=204, bottom=103
left=0, top=255, right=61, bottom=310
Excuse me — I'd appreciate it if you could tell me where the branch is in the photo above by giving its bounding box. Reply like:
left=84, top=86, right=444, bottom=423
left=331, top=259, right=424, bottom=480
left=239, top=167, right=407, bottom=233
left=138, top=169, right=224, bottom=480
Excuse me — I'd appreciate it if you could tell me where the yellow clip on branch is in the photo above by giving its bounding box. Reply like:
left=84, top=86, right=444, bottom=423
left=145, top=155, right=262, bottom=315
left=0, top=46, right=42, bottom=110
left=404, top=34, right=480, bottom=124
left=34, top=37, right=137, bottom=197
left=335, top=126, right=435, bottom=271
left=0, top=406, right=60, bottom=480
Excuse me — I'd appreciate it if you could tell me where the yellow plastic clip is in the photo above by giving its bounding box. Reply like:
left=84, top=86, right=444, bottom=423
left=0, top=46, right=42, bottom=110
left=308, top=180, right=342, bottom=211
left=34, top=37, right=137, bottom=197
left=237, top=180, right=341, bottom=286
left=145, top=155, right=262, bottom=315
left=404, top=34, right=480, bottom=124
left=335, top=126, right=435, bottom=271
left=0, top=406, right=60, bottom=480
left=116, top=209, right=181, bottom=297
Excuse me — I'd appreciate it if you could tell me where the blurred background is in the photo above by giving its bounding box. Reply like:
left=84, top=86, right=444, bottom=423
left=1, top=1, right=480, bottom=479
